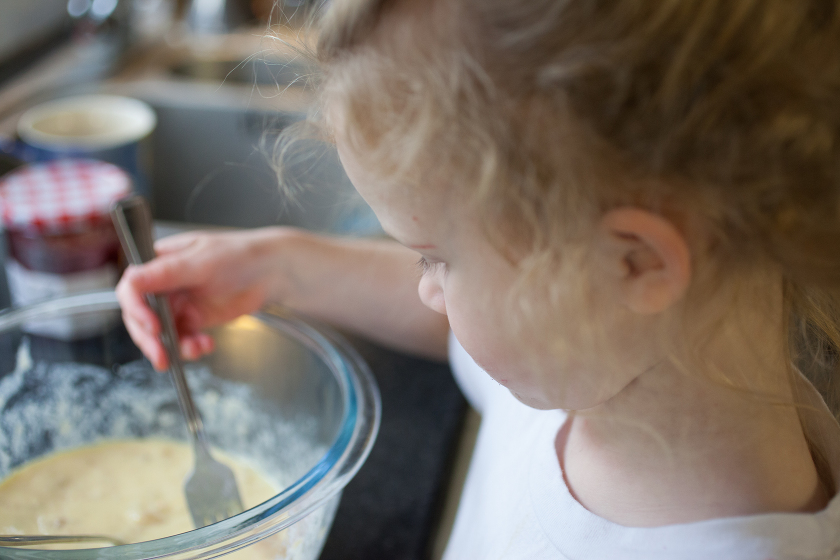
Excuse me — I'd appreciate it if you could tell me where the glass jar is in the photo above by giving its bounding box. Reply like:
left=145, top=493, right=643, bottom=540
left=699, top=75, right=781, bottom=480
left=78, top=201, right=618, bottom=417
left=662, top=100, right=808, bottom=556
left=0, top=159, right=131, bottom=338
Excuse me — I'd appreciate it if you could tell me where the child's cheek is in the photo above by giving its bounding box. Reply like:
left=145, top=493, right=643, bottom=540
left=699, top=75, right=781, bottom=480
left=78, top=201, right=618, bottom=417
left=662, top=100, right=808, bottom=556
left=447, top=315, right=497, bottom=373
left=449, top=314, right=526, bottom=387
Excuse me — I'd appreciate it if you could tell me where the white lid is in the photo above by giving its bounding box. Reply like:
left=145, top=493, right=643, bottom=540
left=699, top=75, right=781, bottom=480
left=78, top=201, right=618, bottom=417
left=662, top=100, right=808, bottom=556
left=0, top=159, right=132, bottom=234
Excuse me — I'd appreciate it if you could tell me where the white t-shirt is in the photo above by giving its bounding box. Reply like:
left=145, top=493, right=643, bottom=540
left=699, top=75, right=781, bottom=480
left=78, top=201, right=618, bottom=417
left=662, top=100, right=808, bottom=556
left=442, top=331, right=840, bottom=560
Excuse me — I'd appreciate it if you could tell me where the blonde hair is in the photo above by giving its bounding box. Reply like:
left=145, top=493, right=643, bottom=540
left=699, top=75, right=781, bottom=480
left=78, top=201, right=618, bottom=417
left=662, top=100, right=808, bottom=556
left=297, top=0, right=840, bottom=412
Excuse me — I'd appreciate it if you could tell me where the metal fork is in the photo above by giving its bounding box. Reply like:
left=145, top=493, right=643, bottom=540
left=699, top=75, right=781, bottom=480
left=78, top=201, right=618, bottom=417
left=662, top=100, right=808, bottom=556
left=111, top=195, right=244, bottom=528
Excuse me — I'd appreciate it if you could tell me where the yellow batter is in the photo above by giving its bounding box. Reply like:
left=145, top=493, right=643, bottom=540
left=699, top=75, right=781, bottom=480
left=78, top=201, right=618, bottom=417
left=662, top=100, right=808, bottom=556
left=0, top=439, right=286, bottom=557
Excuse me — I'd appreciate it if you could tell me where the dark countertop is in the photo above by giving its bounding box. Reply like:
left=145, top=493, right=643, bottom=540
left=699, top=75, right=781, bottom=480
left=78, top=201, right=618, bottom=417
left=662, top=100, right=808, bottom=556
left=321, top=336, right=466, bottom=560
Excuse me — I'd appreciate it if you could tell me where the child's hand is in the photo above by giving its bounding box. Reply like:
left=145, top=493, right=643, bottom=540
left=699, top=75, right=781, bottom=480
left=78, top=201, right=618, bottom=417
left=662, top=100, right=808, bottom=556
left=117, top=225, right=450, bottom=368
left=115, top=228, right=284, bottom=371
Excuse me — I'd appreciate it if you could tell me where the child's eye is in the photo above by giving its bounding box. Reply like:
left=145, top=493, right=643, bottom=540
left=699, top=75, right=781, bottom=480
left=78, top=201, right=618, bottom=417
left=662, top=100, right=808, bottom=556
left=416, top=256, right=445, bottom=275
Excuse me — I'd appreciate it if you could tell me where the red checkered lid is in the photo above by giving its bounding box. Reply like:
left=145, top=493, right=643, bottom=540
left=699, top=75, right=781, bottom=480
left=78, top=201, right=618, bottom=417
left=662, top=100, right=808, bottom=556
left=0, top=159, right=131, bottom=234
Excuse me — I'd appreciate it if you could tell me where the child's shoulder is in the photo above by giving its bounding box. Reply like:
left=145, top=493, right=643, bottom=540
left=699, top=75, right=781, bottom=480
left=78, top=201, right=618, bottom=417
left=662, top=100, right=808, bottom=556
left=447, top=334, right=840, bottom=560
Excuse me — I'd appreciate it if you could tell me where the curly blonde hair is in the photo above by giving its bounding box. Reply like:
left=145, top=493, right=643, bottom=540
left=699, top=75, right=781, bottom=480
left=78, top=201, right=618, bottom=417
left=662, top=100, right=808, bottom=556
left=302, top=0, right=840, bottom=412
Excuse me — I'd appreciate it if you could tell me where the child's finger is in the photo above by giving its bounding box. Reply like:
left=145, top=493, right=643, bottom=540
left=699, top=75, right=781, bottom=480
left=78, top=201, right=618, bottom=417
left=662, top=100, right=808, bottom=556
left=179, top=337, right=200, bottom=361
left=122, top=253, right=203, bottom=297
left=153, top=232, right=200, bottom=255
left=193, top=332, right=215, bottom=355
left=123, top=312, right=168, bottom=371
left=115, top=274, right=160, bottom=336
left=180, top=337, right=204, bottom=360
left=177, top=332, right=215, bottom=361
left=169, top=294, right=203, bottom=334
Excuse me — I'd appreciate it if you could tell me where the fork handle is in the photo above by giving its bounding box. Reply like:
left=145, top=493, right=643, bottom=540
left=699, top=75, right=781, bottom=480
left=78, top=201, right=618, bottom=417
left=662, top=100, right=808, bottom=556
left=156, top=295, right=207, bottom=441
left=111, top=195, right=207, bottom=443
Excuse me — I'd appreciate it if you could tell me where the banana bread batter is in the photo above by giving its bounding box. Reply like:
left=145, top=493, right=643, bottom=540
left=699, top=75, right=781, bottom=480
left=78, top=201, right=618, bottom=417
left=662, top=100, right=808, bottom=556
left=0, top=438, right=284, bottom=556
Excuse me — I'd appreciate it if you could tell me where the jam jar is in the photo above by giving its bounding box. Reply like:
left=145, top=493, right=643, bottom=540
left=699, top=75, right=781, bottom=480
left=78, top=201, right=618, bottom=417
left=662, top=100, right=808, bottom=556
left=0, top=159, right=132, bottom=338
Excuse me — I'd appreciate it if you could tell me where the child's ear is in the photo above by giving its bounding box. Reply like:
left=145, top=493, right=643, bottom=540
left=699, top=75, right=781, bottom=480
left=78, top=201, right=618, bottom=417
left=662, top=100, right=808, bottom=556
left=596, top=208, right=691, bottom=314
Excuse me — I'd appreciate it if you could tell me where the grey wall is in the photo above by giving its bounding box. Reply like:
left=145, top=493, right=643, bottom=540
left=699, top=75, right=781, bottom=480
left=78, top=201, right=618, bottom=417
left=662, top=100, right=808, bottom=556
left=0, top=0, right=70, bottom=63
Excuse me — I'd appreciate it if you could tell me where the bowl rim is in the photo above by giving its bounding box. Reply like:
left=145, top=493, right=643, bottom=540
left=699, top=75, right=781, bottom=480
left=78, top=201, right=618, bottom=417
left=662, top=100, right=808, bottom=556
left=0, top=291, right=381, bottom=560
left=17, top=94, right=157, bottom=151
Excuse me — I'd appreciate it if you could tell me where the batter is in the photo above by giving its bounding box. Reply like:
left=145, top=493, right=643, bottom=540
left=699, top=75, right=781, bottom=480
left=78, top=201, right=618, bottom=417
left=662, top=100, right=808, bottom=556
left=0, top=438, right=286, bottom=557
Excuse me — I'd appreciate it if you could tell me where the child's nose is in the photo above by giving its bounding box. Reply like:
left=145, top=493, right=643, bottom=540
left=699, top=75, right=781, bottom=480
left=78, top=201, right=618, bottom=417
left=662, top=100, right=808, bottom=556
left=418, top=274, right=447, bottom=315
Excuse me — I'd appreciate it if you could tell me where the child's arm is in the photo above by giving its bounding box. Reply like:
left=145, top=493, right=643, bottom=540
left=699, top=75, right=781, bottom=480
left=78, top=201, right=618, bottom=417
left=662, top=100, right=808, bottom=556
left=115, top=227, right=450, bottom=371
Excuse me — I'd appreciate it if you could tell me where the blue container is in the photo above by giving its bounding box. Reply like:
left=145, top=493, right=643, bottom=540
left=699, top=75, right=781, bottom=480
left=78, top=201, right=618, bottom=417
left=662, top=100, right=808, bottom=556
left=15, top=94, right=157, bottom=199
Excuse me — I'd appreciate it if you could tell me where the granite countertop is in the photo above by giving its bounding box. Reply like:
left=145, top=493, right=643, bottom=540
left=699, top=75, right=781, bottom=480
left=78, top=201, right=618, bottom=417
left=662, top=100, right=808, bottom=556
left=321, top=335, right=466, bottom=560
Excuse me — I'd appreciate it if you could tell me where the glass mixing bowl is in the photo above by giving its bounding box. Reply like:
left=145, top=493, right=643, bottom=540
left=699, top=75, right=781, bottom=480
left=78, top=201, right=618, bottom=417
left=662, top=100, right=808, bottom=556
left=0, top=290, right=381, bottom=559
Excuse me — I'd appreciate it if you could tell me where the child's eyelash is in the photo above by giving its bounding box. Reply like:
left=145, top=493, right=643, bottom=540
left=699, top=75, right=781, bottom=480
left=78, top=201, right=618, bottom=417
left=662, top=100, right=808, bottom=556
left=417, top=256, right=431, bottom=273
left=416, top=256, right=444, bottom=274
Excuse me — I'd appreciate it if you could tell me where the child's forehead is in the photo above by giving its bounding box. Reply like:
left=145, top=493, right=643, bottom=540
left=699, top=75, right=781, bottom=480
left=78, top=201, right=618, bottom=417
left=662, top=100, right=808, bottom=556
left=335, top=130, right=461, bottom=226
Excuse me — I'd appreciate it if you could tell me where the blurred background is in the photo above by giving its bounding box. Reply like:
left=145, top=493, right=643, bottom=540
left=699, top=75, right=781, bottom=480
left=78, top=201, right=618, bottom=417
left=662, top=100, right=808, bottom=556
left=0, top=0, right=379, bottom=232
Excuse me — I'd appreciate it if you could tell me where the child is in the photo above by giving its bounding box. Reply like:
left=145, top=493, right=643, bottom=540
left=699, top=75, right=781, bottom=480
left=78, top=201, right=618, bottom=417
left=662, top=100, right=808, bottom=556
left=117, top=0, right=840, bottom=557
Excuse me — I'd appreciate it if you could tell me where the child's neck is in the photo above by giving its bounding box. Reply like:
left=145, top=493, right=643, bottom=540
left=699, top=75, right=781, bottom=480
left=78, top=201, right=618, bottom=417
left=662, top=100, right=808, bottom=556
left=558, top=308, right=830, bottom=527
